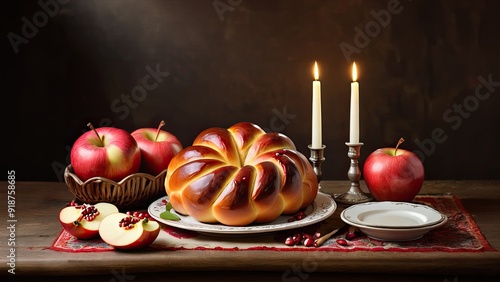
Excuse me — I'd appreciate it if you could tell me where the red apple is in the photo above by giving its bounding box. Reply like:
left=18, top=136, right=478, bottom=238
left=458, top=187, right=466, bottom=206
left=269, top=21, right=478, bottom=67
left=98, top=212, right=160, bottom=250
left=59, top=202, right=119, bottom=239
left=363, top=138, right=425, bottom=202
left=131, top=120, right=183, bottom=176
left=70, top=123, right=141, bottom=181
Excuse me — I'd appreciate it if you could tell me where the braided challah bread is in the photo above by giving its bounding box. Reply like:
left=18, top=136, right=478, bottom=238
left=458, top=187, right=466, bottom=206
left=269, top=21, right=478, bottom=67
left=165, top=122, right=319, bottom=226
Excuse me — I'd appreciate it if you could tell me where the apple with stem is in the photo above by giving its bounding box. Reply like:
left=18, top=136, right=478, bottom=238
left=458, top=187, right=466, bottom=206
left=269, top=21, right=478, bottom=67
left=131, top=120, right=183, bottom=176
left=59, top=202, right=119, bottom=239
left=70, top=123, right=141, bottom=181
left=98, top=212, right=160, bottom=250
left=363, top=138, right=425, bottom=202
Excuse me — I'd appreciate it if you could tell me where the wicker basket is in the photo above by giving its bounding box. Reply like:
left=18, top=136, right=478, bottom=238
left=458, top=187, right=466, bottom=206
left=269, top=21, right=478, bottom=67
left=64, top=165, right=167, bottom=209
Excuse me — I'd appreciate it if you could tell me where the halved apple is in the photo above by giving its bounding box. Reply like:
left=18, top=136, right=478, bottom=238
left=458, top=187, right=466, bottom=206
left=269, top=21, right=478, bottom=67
left=98, top=212, right=160, bottom=250
left=59, top=202, right=119, bottom=239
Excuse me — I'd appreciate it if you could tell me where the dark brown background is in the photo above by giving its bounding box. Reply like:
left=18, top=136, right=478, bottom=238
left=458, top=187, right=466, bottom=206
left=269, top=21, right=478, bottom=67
left=4, top=0, right=500, bottom=182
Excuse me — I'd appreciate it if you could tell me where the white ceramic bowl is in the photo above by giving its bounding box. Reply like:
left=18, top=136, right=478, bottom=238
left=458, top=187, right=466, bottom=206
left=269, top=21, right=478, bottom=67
left=340, top=201, right=448, bottom=241
left=341, top=201, right=446, bottom=228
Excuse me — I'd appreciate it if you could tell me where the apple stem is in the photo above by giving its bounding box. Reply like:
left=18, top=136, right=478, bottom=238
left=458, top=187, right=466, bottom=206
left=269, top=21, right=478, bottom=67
left=154, top=120, right=166, bottom=142
left=87, top=122, right=104, bottom=146
left=395, top=137, right=405, bottom=155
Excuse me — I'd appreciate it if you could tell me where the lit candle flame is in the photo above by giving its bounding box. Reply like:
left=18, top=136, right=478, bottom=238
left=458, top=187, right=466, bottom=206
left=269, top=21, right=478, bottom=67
left=314, top=61, right=319, bottom=81
left=352, top=62, right=357, bottom=82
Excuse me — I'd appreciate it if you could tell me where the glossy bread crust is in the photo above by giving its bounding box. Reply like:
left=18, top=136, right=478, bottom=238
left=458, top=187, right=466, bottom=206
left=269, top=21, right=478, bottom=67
left=165, top=122, right=318, bottom=226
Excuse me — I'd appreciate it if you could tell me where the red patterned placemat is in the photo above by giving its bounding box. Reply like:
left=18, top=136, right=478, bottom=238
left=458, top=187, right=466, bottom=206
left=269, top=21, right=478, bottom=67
left=50, top=194, right=497, bottom=253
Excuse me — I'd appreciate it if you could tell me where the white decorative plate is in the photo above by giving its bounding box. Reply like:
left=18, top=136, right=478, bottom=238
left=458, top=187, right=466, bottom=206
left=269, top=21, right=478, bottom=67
left=148, top=192, right=336, bottom=235
left=341, top=201, right=446, bottom=229
left=341, top=212, right=448, bottom=241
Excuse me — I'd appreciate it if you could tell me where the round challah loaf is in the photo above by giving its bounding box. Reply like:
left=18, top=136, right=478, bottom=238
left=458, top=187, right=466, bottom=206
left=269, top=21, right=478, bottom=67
left=165, top=122, right=319, bottom=226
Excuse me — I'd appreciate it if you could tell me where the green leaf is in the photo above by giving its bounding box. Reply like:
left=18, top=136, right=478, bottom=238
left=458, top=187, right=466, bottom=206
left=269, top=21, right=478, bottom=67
left=160, top=211, right=180, bottom=220
left=161, top=200, right=180, bottom=220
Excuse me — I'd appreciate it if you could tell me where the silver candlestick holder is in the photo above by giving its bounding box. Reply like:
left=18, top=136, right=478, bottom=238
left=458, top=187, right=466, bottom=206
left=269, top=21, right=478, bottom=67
left=334, top=142, right=373, bottom=205
left=308, top=145, right=325, bottom=192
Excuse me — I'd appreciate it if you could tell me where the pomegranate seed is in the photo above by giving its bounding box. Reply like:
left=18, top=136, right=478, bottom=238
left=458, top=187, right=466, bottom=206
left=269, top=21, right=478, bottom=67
left=285, top=237, right=295, bottom=246
left=302, top=233, right=312, bottom=239
left=346, top=233, right=357, bottom=240
left=118, top=214, right=145, bottom=229
left=303, top=238, right=314, bottom=247
left=336, top=239, right=349, bottom=246
left=292, top=233, right=302, bottom=244
left=284, top=231, right=326, bottom=247
left=287, top=211, right=307, bottom=222
left=75, top=204, right=100, bottom=222
left=68, top=200, right=80, bottom=207
left=346, top=226, right=360, bottom=240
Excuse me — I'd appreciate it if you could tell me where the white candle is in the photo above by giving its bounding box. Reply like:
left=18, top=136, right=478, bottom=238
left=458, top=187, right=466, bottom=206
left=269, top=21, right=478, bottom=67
left=350, top=62, right=359, bottom=144
left=312, top=61, right=322, bottom=148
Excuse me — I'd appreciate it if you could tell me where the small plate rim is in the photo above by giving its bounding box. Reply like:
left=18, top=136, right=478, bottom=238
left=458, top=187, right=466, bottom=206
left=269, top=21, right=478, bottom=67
left=341, top=201, right=446, bottom=229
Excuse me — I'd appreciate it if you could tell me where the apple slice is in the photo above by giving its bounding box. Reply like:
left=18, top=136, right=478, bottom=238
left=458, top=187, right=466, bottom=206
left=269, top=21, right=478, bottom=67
left=98, top=212, right=160, bottom=250
left=59, top=202, right=119, bottom=239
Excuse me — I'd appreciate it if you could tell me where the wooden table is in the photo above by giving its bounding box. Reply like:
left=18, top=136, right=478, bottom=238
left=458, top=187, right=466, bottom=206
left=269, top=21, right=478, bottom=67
left=2, top=180, right=500, bottom=281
